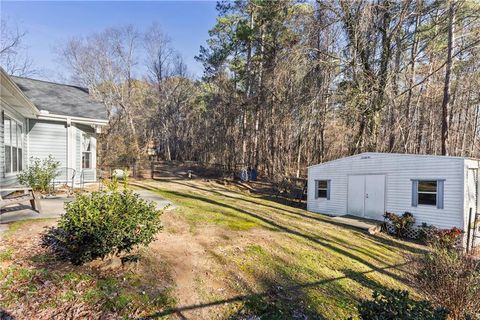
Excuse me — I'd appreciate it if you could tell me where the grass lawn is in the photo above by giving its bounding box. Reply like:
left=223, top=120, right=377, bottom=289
left=0, top=177, right=424, bottom=319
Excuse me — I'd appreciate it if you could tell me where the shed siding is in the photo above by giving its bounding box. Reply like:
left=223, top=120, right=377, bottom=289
left=464, top=159, right=478, bottom=231
left=28, top=120, right=67, bottom=168
left=308, top=153, right=465, bottom=229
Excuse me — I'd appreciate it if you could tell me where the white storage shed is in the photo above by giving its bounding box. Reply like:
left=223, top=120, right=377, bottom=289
left=307, top=152, right=478, bottom=231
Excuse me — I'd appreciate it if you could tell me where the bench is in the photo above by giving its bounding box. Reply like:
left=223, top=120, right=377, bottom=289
left=0, top=188, right=40, bottom=213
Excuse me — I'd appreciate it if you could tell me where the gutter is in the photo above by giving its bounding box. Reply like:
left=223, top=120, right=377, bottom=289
left=37, top=112, right=109, bottom=126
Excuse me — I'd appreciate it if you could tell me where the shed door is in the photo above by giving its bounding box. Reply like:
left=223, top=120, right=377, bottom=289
left=348, top=174, right=385, bottom=220
left=347, top=175, right=365, bottom=217
left=364, top=175, right=386, bottom=220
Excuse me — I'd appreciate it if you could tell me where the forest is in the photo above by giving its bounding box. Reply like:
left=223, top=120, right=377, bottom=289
left=29, top=1, right=480, bottom=178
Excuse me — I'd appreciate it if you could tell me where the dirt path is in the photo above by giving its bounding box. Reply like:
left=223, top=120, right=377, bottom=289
left=153, top=215, right=217, bottom=319
left=153, top=206, right=277, bottom=319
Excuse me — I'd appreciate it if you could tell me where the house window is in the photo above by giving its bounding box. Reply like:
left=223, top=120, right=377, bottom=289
left=3, top=116, right=23, bottom=174
left=81, top=133, right=92, bottom=169
left=316, top=180, right=330, bottom=199
left=418, top=180, right=437, bottom=205
left=412, top=179, right=444, bottom=209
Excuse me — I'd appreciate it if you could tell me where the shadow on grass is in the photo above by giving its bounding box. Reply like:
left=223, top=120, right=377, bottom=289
left=155, top=179, right=424, bottom=256
left=0, top=309, right=16, bottom=320
left=142, top=261, right=406, bottom=319
left=157, top=189, right=411, bottom=282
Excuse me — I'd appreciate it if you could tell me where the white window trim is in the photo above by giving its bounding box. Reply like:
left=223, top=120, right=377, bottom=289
left=315, top=180, right=329, bottom=199
left=3, top=112, right=24, bottom=177
left=417, top=180, right=437, bottom=206
left=81, top=132, right=93, bottom=169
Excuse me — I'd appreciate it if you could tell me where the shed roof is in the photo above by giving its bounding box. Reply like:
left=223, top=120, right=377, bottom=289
left=11, top=76, right=108, bottom=120
left=308, top=152, right=478, bottom=168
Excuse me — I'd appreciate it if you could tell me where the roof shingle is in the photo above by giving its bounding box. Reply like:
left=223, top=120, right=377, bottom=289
left=11, top=76, right=108, bottom=120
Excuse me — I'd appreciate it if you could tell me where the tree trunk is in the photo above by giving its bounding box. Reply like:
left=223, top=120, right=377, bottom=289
left=441, top=0, right=456, bottom=155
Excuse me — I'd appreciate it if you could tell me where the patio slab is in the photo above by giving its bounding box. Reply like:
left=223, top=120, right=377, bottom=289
left=331, top=214, right=383, bottom=234
left=0, top=189, right=174, bottom=238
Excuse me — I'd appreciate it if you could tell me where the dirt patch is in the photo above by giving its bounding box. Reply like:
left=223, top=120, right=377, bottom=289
left=152, top=211, right=237, bottom=319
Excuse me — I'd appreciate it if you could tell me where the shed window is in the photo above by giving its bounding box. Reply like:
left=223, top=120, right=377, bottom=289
left=412, top=179, right=444, bottom=209
left=316, top=180, right=330, bottom=199
left=3, top=116, right=23, bottom=174
left=418, top=180, right=437, bottom=205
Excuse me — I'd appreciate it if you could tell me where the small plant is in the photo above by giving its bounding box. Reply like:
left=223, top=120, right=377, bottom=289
left=413, top=248, right=480, bottom=320
left=42, top=189, right=162, bottom=265
left=17, top=155, right=60, bottom=193
left=418, top=223, right=463, bottom=249
left=384, top=211, right=415, bottom=238
left=355, top=289, right=448, bottom=320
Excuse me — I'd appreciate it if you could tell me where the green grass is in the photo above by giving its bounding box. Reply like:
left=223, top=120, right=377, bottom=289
left=144, top=179, right=423, bottom=319
left=155, top=188, right=263, bottom=232
left=0, top=248, right=14, bottom=261
left=0, top=179, right=423, bottom=319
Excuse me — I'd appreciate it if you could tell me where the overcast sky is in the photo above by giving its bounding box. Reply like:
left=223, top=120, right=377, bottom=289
left=1, top=1, right=218, bottom=82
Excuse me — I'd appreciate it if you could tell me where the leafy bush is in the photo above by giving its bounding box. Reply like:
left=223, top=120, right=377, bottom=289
left=17, top=155, right=60, bottom=193
left=418, top=223, right=463, bottom=249
left=355, top=289, right=448, bottom=320
left=42, top=189, right=162, bottom=265
left=383, top=211, right=415, bottom=237
left=413, top=248, right=480, bottom=320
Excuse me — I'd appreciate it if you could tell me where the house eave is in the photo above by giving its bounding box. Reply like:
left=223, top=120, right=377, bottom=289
left=0, top=68, right=40, bottom=116
left=36, top=112, right=109, bottom=126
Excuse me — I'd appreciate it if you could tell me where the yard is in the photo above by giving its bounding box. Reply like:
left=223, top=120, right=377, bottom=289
left=0, top=177, right=424, bottom=319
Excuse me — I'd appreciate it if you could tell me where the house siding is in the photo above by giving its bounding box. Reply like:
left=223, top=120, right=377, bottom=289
left=28, top=119, right=68, bottom=168
left=307, top=153, right=465, bottom=230
left=0, top=109, right=4, bottom=187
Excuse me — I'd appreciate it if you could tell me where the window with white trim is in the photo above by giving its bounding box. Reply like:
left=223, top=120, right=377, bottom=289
left=316, top=180, right=330, bottom=199
left=81, top=133, right=92, bottom=169
left=412, top=179, right=444, bottom=209
left=4, top=116, right=23, bottom=174
left=418, top=180, right=437, bottom=206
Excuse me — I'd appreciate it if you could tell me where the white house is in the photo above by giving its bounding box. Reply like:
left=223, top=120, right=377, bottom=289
left=0, top=68, right=108, bottom=189
left=307, top=152, right=478, bottom=232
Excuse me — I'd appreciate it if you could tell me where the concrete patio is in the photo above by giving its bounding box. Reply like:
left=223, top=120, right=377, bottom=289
left=0, top=189, right=174, bottom=237
left=331, top=214, right=383, bottom=234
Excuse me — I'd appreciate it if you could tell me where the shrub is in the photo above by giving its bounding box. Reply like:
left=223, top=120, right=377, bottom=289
left=418, top=223, right=463, bottom=249
left=413, top=248, right=480, bottom=320
left=42, top=189, right=162, bottom=265
left=383, top=211, right=415, bottom=237
left=355, top=289, right=448, bottom=320
left=17, top=155, right=60, bottom=193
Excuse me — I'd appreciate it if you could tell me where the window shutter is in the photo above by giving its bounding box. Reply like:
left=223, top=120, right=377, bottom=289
left=326, top=180, right=331, bottom=200
left=411, top=180, right=418, bottom=207
left=437, top=180, right=444, bottom=209
left=314, top=180, right=318, bottom=199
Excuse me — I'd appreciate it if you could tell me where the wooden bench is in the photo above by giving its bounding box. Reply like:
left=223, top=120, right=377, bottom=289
left=0, top=188, right=40, bottom=213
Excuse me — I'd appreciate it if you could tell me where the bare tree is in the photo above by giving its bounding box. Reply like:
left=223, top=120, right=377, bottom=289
left=0, top=18, right=36, bottom=76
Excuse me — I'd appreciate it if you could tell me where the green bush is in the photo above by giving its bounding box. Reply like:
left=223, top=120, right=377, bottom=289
left=383, top=211, right=415, bottom=238
left=17, top=155, right=60, bottom=193
left=42, top=189, right=162, bottom=265
left=413, top=248, right=480, bottom=320
left=355, top=289, right=448, bottom=320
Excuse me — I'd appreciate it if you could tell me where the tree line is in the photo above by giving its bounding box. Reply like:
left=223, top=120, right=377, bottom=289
left=41, top=1, right=480, bottom=178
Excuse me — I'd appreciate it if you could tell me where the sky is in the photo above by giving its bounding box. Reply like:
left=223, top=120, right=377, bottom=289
left=1, top=1, right=219, bottom=81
